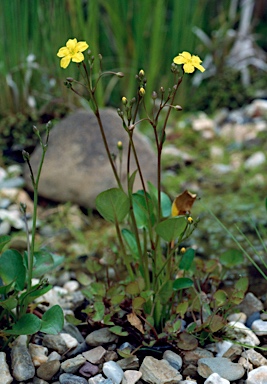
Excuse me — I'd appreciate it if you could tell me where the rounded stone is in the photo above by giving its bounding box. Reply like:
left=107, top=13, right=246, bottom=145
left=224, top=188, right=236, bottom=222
left=37, top=360, right=61, bottom=381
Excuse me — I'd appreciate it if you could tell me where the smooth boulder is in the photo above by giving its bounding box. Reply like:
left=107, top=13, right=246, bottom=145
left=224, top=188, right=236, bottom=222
left=24, top=108, right=157, bottom=208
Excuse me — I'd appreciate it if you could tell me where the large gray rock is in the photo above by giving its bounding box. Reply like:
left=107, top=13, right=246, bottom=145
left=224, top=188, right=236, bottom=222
left=24, top=108, right=157, bottom=208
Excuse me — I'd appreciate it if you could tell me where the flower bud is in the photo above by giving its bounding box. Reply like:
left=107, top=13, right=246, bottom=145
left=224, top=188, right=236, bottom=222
left=139, top=69, right=145, bottom=77
left=160, top=87, right=165, bottom=93
left=66, top=77, right=74, bottom=82
left=180, top=247, right=186, bottom=254
left=187, top=217, right=193, bottom=224
left=117, top=141, right=123, bottom=150
left=152, top=91, right=157, bottom=100
left=139, top=87, right=145, bottom=96
left=122, top=96, right=127, bottom=105
left=98, top=54, right=103, bottom=60
left=116, top=72, right=124, bottom=78
left=33, top=126, right=39, bottom=134
left=22, top=150, right=30, bottom=161
left=117, top=108, right=124, bottom=118
left=175, top=105, right=182, bottom=111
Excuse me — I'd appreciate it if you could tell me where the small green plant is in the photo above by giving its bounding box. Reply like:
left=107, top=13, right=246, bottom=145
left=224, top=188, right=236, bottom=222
left=0, top=123, right=64, bottom=351
left=57, top=39, right=248, bottom=347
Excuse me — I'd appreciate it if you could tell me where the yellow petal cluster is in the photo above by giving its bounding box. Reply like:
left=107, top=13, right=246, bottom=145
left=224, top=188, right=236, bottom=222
left=173, top=51, right=205, bottom=73
left=57, top=38, right=89, bottom=69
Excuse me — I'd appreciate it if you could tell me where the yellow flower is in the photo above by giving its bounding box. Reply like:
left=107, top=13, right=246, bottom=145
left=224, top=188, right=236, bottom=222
left=173, top=51, right=205, bottom=73
left=139, top=87, right=145, bottom=96
left=187, top=217, right=193, bottom=224
left=57, top=38, right=89, bottom=69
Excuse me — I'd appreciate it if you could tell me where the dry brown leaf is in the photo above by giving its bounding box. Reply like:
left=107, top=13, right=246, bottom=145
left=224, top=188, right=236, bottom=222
left=127, top=312, right=145, bottom=334
left=171, top=190, right=197, bottom=216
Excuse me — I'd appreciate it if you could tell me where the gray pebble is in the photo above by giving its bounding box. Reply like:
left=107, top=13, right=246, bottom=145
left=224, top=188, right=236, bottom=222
left=0, top=352, right=13, bottom=384
left=163, top=350, right=183, bottom=370
left=103, top=361, right=124, bottom=384
left=36, top=360, right=61, bottom=381
left=11, top=335, right=35, bottom=381
left=85, top=328, right=118, bottom=346
left=61, top=354, right=86, bottom=373
left=59, top=373, right=88, bottom=384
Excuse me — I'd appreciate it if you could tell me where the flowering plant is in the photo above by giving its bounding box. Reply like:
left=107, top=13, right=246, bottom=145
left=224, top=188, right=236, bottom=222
left=57, top=39, right=247, bottom=344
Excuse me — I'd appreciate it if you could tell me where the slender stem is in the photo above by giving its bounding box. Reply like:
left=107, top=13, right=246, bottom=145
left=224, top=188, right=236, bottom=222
left=114, top=220, right=134, bottom=280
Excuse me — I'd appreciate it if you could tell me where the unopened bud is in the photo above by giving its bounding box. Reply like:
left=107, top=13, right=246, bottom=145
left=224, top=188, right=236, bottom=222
left=117, top=141, right=123, bottom=150
left=66, top=77, right=74, bottom=82
left=98, top=54, right=103, bottom=60
left=180, top=247, right=186, bottom=254
left=139, top=87, right=145, bottom=96
left=130, top=98, right=136, bottom=106
left=33, top=126, right=39, bottom=134
left=187, top=217, right=193, bottom=224
left=175, top=105, right=182, bottom=111
left=117, top=108, right=124, bottom=118
left=116, top=72, right=124, bottom=78
left=139, top=69, right=145, bottom=77
left=160, top=87, right=165, bottom=93
left=122, top=96, right=127, bottom=105
left=152, top=91, right=157, bottom=100
left=20, top=202, right=27, bottom=213
left=22, top=150, right=30, bottom=161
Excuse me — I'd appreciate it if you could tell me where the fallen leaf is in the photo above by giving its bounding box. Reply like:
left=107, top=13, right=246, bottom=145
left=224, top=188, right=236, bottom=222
left=127, top=312, right=145, bottom=334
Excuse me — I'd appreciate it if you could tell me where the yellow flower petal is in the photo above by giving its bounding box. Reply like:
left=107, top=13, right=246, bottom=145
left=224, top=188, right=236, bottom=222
left=180, top=51, right=192, bottom=60
left=72, top=52, right=84, bottom=63
left=57, top=47, right=70, bottom=57
left=76, top=41, right=89, bottom=52
left=173, top=55, right=186, bottom=65
left=60, top=56, right=71, bottom=69
left=66, top=38, right=77, bottom=50
left=183, top=63, right=195, bottom=73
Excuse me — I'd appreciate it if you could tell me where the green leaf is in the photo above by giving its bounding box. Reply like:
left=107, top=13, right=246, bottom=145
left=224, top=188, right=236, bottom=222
left=132, top=296, right=146, bottom=310
left=40, top=305, right=64, bottom=334
left=147, top=181, right=172, bottom=218
left=179, top=248, right=195, bottom=271
left=0, top=235, right=11, bottom=252
left=65, top=314, right=82, bottom=326
left=0, top=249, right=26, bottom=291
left=220, top=249, right=243, bottom=268
left=176, top=302, right=189, bottom=317
left=126, top=277, right=145, bottom=295
left=234, top=276, right=249, bottom=292
left=158, top=280, right=173, bottom=303
left=110, top=294, right=125, bottom=305
left=128, top=170, right=138, bottom=193
left=6, top=314, right=41, bottom=335
left=96, top=188, right=130, bottom=223
left=32, top=250, right=64, bottom=278
left=92, top=301, right=105, bottom=322
left=82, top=282, right=106, bottom=300
left=0, top=296, right=17, bottom=311
left=207, top=314, right=226, bottom=333
left=155, top=216, right=187, bottom=242
left=173, top=277, right=194, bottom=291
left=109, top=325, right=128, bottom=336
left=132, top=191, right=155, bottom=229
left=19, top=284, right=52, bottom=308
left=0, top=280, right=15, bottom=295
left=122, top=228, right=139, bottom=260
left=213, top=290, right=228, bottom=307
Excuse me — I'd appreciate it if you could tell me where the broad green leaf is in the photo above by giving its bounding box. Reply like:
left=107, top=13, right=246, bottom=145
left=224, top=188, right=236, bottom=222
left=173, top=277, right=194, bottom=291
left=82, top=282, right=106, bottom=300
left=147, top=181, right=172, bottom=218
left=126, top=277, right=145, bottom=295
left=0, top=235, right=11, bottom=252
left=0, top=296, right=17, bottom=310
left=132, top=296, right=146, bottom=310
left=109, top=325, right=128, bottom=336
left=132, top=191, right=155, bottom=229
left=92, top=301, right=105, bottom=322
left=40, top=305, right=64, bottom=334
left=213, top=290, right=228, bottom=307
left=0, top=280, right=15, bottom=295
left=6, top=314, right=41, bottom=335
left=65, top=314, right=82, bottom=326
left=0, top=249, right=26, bottom=291
left=96, top=188, right=129, bottom=223
left=155, top=216, right=187, bottom=242
left=176, top=302, right=188, bottom=317
left=122, top=228, right=139, bottom=260
left=220, top=249, right=243, bottom=268
left=179, top=248, right=195, bottom=271
left=234, top=276, right=249, bottom=292
left=111, top=294, right=125, bottom=305
left=207, top=314, right=226, bottom=333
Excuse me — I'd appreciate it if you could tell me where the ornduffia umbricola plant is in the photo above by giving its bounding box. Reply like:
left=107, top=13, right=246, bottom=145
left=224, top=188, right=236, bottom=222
left=57, top=39, right=248, bottom=344
left=0, top=124, right=64, bottom=351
